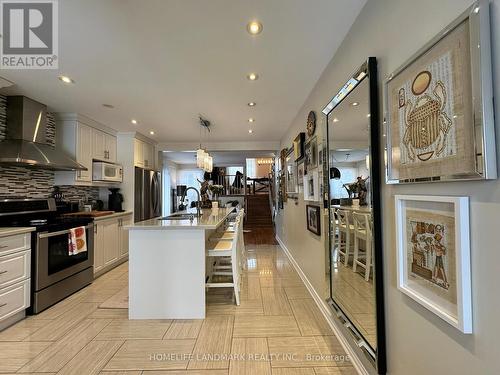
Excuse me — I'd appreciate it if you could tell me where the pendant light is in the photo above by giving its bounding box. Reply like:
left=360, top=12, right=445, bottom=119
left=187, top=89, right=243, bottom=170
left=197, top=115, right=213, bottom=173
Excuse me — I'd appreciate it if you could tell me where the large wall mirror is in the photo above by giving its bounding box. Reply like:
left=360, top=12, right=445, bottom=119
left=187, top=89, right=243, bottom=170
left=322, top=58, right=386, bottom=374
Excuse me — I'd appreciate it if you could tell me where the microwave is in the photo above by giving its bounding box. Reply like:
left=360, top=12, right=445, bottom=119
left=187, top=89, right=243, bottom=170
left=92, top=161, right=123, bottom=182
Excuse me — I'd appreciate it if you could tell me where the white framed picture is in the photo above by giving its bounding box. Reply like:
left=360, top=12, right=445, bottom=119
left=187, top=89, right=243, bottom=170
left=303, top=170, right=319, bottom=201
left=395, top=195, right=472, bottom=333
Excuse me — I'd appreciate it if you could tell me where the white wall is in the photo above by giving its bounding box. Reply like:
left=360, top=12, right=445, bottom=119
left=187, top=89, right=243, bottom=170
left=276, top=0, right=500, bottom=374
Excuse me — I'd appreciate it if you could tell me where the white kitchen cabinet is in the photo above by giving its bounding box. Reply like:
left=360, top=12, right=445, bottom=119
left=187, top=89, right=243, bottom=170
left=55, top=114, right=119, bottom=186
left=118, top=214, right=132, bottom=259
left=92, top=128, right=117, bottom=163
left=93, top=213, right=132, bottom=276
left=76, top=123, right=93, bottom=182
left=134, top=138, right=144, bottom=167
left=103, top=220, right=119, bottom=266
left=0, top=230, right=32, bottom=330
left=92, top=128, right=106, bottom=161
left=143, top=142, right=154, bottom=169
left=134, top=138, right=155, bottom=169
left=93, top=222, right=104, bottom=273
left=105, top=134, right=117, bottom=163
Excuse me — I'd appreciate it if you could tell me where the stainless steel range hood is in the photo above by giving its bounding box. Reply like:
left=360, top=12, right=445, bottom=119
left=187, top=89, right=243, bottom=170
left=0, top=96, right=86, bottom=171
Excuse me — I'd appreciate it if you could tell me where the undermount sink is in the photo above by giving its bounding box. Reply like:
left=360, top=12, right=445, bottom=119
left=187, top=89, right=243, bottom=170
left=158, top=214, right=196, bottom=220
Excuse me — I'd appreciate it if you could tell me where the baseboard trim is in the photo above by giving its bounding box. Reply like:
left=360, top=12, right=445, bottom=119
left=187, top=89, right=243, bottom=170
left=275, top=234, right=369, bottom=375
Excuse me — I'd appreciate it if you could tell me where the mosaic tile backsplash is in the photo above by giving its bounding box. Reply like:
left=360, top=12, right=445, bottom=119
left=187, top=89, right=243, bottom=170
left=0, top=94, right=99, bottom=201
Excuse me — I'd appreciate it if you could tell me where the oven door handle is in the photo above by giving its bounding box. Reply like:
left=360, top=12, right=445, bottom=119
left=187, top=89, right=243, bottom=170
left=37, top=224, right=94, bottom=239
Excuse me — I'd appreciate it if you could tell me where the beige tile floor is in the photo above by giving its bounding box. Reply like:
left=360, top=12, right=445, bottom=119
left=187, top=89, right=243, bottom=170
left=0, top=245, right=356, bottom=375
left=330, top=248, right=376, bottom=348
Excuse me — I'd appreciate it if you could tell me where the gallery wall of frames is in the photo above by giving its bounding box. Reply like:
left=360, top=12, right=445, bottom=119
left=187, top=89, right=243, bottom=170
left=275, top=2, right=495, bottom=374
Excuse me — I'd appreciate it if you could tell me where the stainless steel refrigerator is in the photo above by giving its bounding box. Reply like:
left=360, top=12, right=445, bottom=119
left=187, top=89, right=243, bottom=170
left=134, top=167, right=162, bottom=222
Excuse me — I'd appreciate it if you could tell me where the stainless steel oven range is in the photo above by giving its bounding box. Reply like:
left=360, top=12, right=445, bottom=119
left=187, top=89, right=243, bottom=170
left=0, top=198, right=94, bottom=313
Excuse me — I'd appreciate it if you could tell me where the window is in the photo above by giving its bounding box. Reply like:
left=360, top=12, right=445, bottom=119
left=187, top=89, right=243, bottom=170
left=177, top=169, right=204, bottom=204
left=246, top=159, right=256, bottom=178
left=227, top=166, right=243, bottom=176
left=330, top=167, right=357, bottom=198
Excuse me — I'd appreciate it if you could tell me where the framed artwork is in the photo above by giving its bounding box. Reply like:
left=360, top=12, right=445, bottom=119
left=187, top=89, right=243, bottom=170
left=285, top=150, right=298, bottom=194
left=303, top=170, right=319, bottom=201
left=306, top=204, right=321, bottom=235
left=297, top=161, right=305, bottom=186
left=304, top=136, right=318, bottom=171
left=293, top=132, right=306, bottom=161
left=395, top=195, right=471, bottom=333
left=279, top=148, right=288, bottom=173
left=385, top=3, right=496, bottom=183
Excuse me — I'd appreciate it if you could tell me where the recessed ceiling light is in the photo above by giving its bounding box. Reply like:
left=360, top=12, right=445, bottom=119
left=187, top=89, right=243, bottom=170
left=58, top=75, right=74, bottom=84
left=333, top=118, right=339, bottom=123
left=102, top=104, right=114, bottom=109
left=149, top=131, right=155, bottom=135
left=247, top=73, right=259, bottom=81
left=248, top=129, right=253, bottom=134
left=131, top=119, right=138, bottom=125
left=366, top=114, right=371, bottom=118
left=247, top=21, right=263, bottom=35
left=248, top=118, right=255, bottom=123
left=351, top=102, right=359, bottom=107
left=248, top=102, right=256, bottom=107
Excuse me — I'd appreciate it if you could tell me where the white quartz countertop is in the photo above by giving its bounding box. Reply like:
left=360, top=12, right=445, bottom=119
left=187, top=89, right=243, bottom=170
left=127, top=207, right=235, bottom=230
left=0, top=227, right=35, bottom=238
left=92, top=211, right=133, bottom=221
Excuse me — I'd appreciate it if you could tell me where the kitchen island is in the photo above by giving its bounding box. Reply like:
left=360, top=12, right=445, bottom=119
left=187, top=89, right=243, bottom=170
left=126, top=207, right=235, bottom=319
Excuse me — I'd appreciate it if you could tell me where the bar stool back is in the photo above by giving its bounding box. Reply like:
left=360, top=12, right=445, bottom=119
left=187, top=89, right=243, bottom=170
left=352, top=212, right=373, bottom=281
left=336, top=209, right=354, bottom=266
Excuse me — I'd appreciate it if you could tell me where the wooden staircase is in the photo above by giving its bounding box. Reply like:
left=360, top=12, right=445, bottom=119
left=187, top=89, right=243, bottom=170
left=245, top=194, right=273, bottom=228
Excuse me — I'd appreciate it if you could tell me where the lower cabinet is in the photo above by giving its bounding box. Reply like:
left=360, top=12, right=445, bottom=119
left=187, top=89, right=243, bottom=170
left=0, top=232, right=31, bottom=330
left=103, top=219, right=119, bottom=266
left=119, top=215, right=132, bottom=259
left=93, top=213, right=132, bottom=276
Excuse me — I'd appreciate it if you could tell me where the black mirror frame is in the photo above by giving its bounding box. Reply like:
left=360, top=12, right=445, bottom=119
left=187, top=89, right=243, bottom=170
left=322, top=57, right=386, bottom=374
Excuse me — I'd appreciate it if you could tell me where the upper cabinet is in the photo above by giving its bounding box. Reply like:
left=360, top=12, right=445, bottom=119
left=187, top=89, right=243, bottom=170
left=134, top=138, right=155, bottom=169
left=92, top=128, right=117, bottom=163
left=54, top=114, right=119, bottom=186
left=134, top=138, right=143, bottom=168
left=105, top=134, right=117, bottom=163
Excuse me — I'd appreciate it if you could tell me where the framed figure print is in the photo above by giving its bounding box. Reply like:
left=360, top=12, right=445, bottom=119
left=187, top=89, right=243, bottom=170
left=297, top=161, right=305, bottom=186
left=395, top=195, right=471, bottom=333
left=304, top=136, right=318, bottom=171
left=385, top=2, right=496, bottom=183
left=306, top=205, right=321, bottom=235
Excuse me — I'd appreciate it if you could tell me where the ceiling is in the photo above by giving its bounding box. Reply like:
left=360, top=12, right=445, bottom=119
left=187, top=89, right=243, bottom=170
left=0, top=0, right=366, bottom=143
left=327, top=78, right=370, bottom=145
left=331, top=149, right=368, bottom=163
left=164, top=150, right=275, bottom=165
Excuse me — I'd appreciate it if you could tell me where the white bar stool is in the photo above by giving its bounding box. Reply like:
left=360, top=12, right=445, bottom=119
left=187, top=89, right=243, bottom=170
left=336, top=209, right=354, bottom=266
left=206, top=217, right=242, bottom=305
left=352, top=212, right=373, bottom=281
